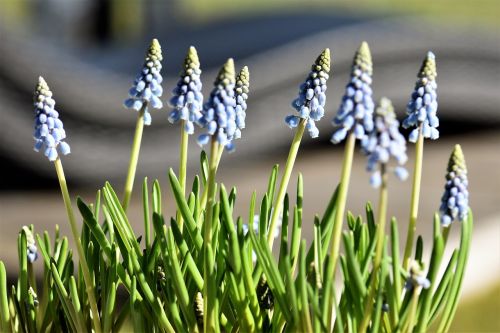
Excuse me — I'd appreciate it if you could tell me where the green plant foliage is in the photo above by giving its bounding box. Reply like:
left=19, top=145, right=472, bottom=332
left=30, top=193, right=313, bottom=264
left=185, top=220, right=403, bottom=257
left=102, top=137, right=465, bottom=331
left=0, top=43, right=473, bottom=333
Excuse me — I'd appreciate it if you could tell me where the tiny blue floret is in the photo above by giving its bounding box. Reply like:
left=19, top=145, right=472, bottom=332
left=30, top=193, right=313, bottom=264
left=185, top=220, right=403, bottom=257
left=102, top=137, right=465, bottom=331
left=285, top=48, right=330, bottom=138
left=124, top=39, right=163, bottom=125
left=361, top=97, right=408, bottom=187
left=33, top=77, right=70, bottom=162
left=168, top=46, right=204, bottom=134
left=331, top=42, right=374, bottom=144
left=439, top=145, right=469, bottom=227
left=402, top=52, right=439, bottom=142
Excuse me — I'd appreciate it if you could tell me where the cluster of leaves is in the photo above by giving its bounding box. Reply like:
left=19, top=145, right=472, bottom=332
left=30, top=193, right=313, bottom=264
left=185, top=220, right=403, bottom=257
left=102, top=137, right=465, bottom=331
left=0, top=157, right=471, bottom=333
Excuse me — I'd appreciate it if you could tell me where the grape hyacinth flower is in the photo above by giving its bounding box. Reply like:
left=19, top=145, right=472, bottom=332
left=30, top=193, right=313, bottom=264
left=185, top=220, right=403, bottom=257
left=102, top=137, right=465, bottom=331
left=168, top=46, right=204, bottom=134
left=402, top=52, right=439, bottom=142
left=285, top=48, right=330, bottom=138
left=23, top=226, right=38, bottom=263
left=405, top=260, right=431, bottom=290
left=197, top=58, right=237, bottom=149
left=331, top=42, right=374, bottom=143
left=124, top=38, right=163, bottom=125
left=33, top=77, right=70, bottom=162
left=361, top=97, right=408, bottom=187
left=439, top=145, right=469, bottom=226
left=233, top=66, right=250, bottom=141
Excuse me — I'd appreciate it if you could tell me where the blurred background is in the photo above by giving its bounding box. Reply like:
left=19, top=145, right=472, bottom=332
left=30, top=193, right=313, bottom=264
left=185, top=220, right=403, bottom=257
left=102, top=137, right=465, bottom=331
left=1, top=0, right=499, bottom=331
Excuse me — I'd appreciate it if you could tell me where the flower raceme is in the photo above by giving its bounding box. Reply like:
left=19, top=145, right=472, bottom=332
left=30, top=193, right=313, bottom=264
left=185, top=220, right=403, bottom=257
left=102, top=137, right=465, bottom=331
left=234, top=66, right=250, bottom=140
left=402, top=51, right=439, bottom=142
left=439, top=145, right=469, bottom=226
left=197, top=58, right=238, bottom=149
left=361, top=97, right=408, bottom=187
left=331, top=41, right=374, bottom=144
left=285, top=48, right=331, bottom=138
left=168, top=46, right=204, bottom=134
left=124, top=39, right=164, bottom=125
left=33, top=77, right=70, bottom=162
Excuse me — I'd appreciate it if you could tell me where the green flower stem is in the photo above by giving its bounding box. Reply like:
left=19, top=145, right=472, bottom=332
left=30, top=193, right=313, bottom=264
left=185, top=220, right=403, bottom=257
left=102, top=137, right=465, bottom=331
left=329, top=132, right=356, bottom=269
left=198, top=143, right=223, bottom=221
left=442, top=225, right=450, bottom=245
left=54, top=158, right=102, bottom=333
left=204, top=137, right=219, bottom=333
left=267, top=118, right=307, bottom=247
left=406, top=286, right=421, bottom=333
left=325, top=132, right=356, bottom=329
left=122, top=107, right=146, bottom=212
left=216, top=143, right=224, bottom=170
left=359, top=164, right=388, bottom=332
left=177, top=120, right=189, bottom=231
left=403, top=125, right=424, bottom=270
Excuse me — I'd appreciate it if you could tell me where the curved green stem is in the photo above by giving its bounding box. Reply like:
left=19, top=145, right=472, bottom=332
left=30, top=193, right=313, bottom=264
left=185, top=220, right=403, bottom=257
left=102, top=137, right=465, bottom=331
left=122, top=107, right=146, bottom=212
left=177, top=120, right=189, bottom=231
left=359, top=164, right=388, bottom=332
left=326, top=132, right=356, bottom=329
left=403, top=125, right=424, bottom=270
left=267, top=118, right=307, bottom=247
left=54, top=158, right=102, bottom=333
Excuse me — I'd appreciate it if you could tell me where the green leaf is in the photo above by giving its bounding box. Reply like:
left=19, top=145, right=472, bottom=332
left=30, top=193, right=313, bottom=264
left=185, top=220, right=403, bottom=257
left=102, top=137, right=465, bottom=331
left=365, top=202, right=376, bottom=239
left=370, top=240, right=389, bottom=333
left=0, top=262, right=11, bottom=333
left=437, top=211, right=473, bottom=333
left=152, top=179, right=162, bottom=216
left=168, top=169, right=203, bottom=252
left=77, top=197, right=112, bottom=259
left=165, top=229, right=198, bottom=332
left=220, top=184, right=242, bottom=275
left=168, top=216, right=204, bottom=290
left=342, top=232, right=365, bottom=319
left=429, top=250, right=458, bottom=324
left=266, top=164, right=279, bottom=203
left=259, top=194, right=269, bottom=241
left=50, top=261, right=86, bottom=333
left=142, top=177, right=151, bottom=249
left=298, top=241, right=313, bottom=332
left=249, top=227, right=292, bottom=321
left=415, top=215, right=445, bottom=333
left=290, top=205, right=302, bottom=274
left=390, top=218, right=402, bottom=323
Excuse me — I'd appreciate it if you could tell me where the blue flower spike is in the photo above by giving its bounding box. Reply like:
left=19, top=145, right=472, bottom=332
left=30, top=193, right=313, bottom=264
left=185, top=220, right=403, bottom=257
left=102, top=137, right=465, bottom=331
left=234, top=66, right=250, bottom=141
left=22, top=226, right=38, bottom=263
left=331, top=41, right=374, bottom=144
left=439, top=144, right=469, bottom=227
left=361, top=97, right=408, bottom=187
left=403, top=51, right=438, bottom=142
left=285, top=48, right=331, bottom=138
left=124, top=38, right=163, bottom=126
left=197, top=58, right=237, bottom=150
left=33, top=76, right=71, bottom=162
left=168, top=46, right=204, bottom=134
